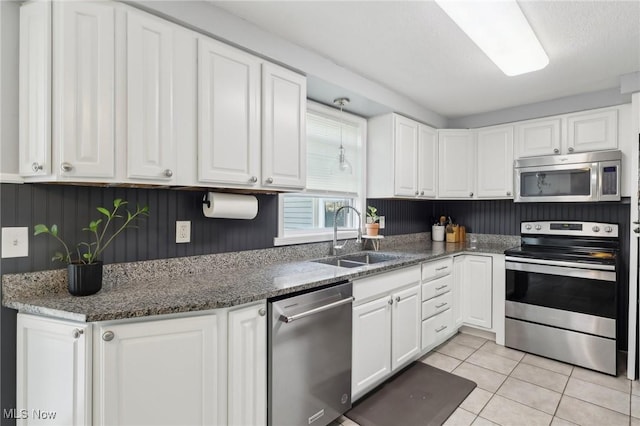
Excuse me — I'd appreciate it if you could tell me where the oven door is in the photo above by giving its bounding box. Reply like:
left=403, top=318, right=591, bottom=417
left=514, top=163, right=598, bottom=202
left=505, top=257, right=616, bottom=337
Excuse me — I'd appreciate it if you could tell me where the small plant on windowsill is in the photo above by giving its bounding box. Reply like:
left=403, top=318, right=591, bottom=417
left=365, top=206, right=380, bottom=236
left=34, top=199, right=149, bottom=296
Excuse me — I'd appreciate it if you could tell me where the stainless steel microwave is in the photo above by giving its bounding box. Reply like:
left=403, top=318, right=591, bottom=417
left=514, top=150, right=621, bottom=202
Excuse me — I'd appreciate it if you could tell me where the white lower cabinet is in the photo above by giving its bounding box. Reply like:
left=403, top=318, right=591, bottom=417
left=351, top=266, right=421, bottom=400
left=17, top=301, right=267, bottom=426
left=93, top=315, right=220, bottom=426
left=16, top=314, right=91, bottom=426
left=459, top=255, right=493, bottom=330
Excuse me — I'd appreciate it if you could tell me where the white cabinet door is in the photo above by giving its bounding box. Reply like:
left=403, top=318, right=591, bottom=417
left=452, top=255, right=464, bottom=328
left=352, top=296, right=392, bottom=399
left=54, top=1, right=115, bottom=179
left=393, top=115, right=419, bottom=196
left=566, top=109, right=618, bottom=153
left=126, top=10, right=176, bottom=182
left=438, top=130, right=475, bottom=198
left=17, top=314, right=91, bottom=426
left=261, top=63, right=306, bottom=190
left=94, top=315, right=219, bottom=426
left=19, top=1, right=51, bottom=177
left=417, top=125, right=438, bottom=197
left=391, top=284, right=421, bottom=370
left=228, top=302, right=267, bottom=426
left=198, top=37, right=261, bottom=187
left=462, top=255, right=493, bottom=329
left=477, top=125, right=514, bottom=198
left=515, top=118, right=561, bottom=158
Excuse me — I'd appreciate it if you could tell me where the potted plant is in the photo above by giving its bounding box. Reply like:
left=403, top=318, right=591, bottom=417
left=34, top=199, right=149, bottom=296
left=365, top=205, right=380, bottom=236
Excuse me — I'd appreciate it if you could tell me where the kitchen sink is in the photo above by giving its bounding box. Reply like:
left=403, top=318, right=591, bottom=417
left=312, top=252, right=404, bottom=268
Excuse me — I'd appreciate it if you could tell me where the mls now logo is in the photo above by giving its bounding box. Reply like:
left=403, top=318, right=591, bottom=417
left=3, top=408, right=57, bottom=420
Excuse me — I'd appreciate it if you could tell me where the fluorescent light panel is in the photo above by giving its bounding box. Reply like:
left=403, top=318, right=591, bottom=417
left=435, top=0, right=549, bottom=76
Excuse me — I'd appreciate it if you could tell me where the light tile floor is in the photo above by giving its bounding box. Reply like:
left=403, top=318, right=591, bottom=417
left=332, top=332, right=638, bottom=426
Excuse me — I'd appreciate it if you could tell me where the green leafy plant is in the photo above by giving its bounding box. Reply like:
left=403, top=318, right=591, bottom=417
left=34, top=199, right=149, bottom=264
left=366, top=206, right=380, bottom=224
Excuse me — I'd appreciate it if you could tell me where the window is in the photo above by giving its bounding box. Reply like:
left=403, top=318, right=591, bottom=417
left=275, top=101, right=366, bottom=245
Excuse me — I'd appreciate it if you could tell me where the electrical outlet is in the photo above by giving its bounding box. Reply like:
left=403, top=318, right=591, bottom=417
left=176, top=221, right=191, bottom=244
left=2, top=227, right=29, bottom=258
left=379, top=216, right=385, bottom=229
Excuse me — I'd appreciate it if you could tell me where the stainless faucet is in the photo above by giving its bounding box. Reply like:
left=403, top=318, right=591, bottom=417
left=332, top=206, right=362, bottom=256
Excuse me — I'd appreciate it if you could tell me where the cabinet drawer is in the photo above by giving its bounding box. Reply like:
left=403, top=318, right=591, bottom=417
left=421, top=275, right=452, bottom=301
left=353, top=265, right=421, bottom=303
left=422, top=257, right=452, bottom=282
left=422, top=291, right=452, bottom=320
left=421, top=308, right=453, bottom=350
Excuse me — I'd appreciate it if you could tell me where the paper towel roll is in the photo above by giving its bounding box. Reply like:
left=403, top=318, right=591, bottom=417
left=202, top=192, right=258, bottom=219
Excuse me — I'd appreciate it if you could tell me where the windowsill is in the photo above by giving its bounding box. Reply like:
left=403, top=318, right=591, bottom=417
left=274, top=230, right=359, bottom=246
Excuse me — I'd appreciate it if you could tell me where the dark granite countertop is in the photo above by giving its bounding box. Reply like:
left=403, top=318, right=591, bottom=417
left=2, top=239, right=517, bottom=323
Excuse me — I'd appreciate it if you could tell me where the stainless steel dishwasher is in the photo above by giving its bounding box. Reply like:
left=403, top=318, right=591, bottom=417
left=268, top=281, right=353, bottom=426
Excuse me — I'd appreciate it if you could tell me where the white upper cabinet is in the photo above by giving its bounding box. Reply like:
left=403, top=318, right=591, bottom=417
left=566, top=108, right=618, bottom=153
left=438, top=130, right=475, bottom=198
left=261, top=62, right=307, bottom=190
left=393, top=115, right=419, bottom=196
left=515, top=117, right=561, bottom=158
left=54, top=1, right=116, bottom=180
left=417, top=125, right=438, bottom=197
left=476, top=125, right=514, bottom=198
left=367, top=113, right=437, bottom=199
left=515, top=107, right=619, bottom=158
left=198, top=37, right=261, bottom=187
left=125, top=10, right=176, bottom=182
left=19, top=1, right=51, bottom=177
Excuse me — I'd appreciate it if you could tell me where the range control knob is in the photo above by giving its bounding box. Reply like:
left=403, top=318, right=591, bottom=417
left=604, top=226, right=613, bottom=233
left=534, top=224, right=542, bottom=231
left=592, top=226, right=600, bottom=233
left=525, top=224, right=532, bottom=230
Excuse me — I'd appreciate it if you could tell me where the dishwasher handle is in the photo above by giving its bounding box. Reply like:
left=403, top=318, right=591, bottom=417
left=280, top=296, right=354, bottom=323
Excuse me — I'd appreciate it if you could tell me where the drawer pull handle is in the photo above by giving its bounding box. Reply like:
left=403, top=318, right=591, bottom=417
left=435, top=285, right=448, bottom=290
left=435, top=266, right=448, bottom=271
left=435, top=302, right=447, bottom=308
left=436, top=325, right=447, bottom=333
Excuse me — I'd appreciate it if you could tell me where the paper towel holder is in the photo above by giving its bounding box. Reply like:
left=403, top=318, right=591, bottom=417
left=203, top=193, right=211, bottom=208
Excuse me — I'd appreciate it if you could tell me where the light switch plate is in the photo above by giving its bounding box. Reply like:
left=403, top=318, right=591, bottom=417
left=176, top=221, right=191, bottom=244
left=379, top=216, right=385, bottom=229
left=2, top=227, right=29, bottom=258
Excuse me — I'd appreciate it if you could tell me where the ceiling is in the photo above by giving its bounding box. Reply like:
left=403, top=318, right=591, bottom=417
left=208, top=0, right=640, bottom=120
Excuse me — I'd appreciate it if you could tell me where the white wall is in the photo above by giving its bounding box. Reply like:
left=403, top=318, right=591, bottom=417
left=0, top=1, right=21, bottom=183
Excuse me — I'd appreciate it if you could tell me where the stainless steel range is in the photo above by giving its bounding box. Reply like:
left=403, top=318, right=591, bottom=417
left=504, top=221, right=620, bottom=375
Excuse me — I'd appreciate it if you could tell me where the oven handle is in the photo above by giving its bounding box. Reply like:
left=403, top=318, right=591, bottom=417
left=505, top=256, right=615, bottom=271
left=506, top=261, right=616, bottom=282
left=280, top=297, right=354, bottom=323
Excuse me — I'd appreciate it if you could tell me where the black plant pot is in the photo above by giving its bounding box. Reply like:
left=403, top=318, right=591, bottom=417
left=67, top=261, right=103, bottom=296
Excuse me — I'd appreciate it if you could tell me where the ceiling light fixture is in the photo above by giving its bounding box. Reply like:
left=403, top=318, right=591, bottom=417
left=331, top=97, right=353, bottom=176
left=435, top=0, right=549, bottom=76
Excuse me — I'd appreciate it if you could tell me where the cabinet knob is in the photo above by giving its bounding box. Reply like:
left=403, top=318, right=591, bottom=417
left=102, top=331, right=115, bottom=342
left=420, top=191, right=425, bottom=196
left=31, top=162, right=44, bottom=172
left=388, top=298, right=393, bottom=305
left=258, top=308, right=266, bottom=316
left=163, top=169, right=173, bottom=178
left=634, top=227, right=640, bottom=234
left=60, top=162, right=73, bottom=173
left=266, top=177, right=274, bottom=184
left=553, top=148, right=560, bottom=154
left=469, top=192, right=474, bottom=197
left=507, top=191, right=512, bottom=196
left=72, top=328, right=84, bottom=339
left=568, top=147, right=574, bottom=153
left=415, top=191, right=419, bottom=196
left=250, top=176, right=258, bottom=183
left=395, top=296, right=401, bottom=303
